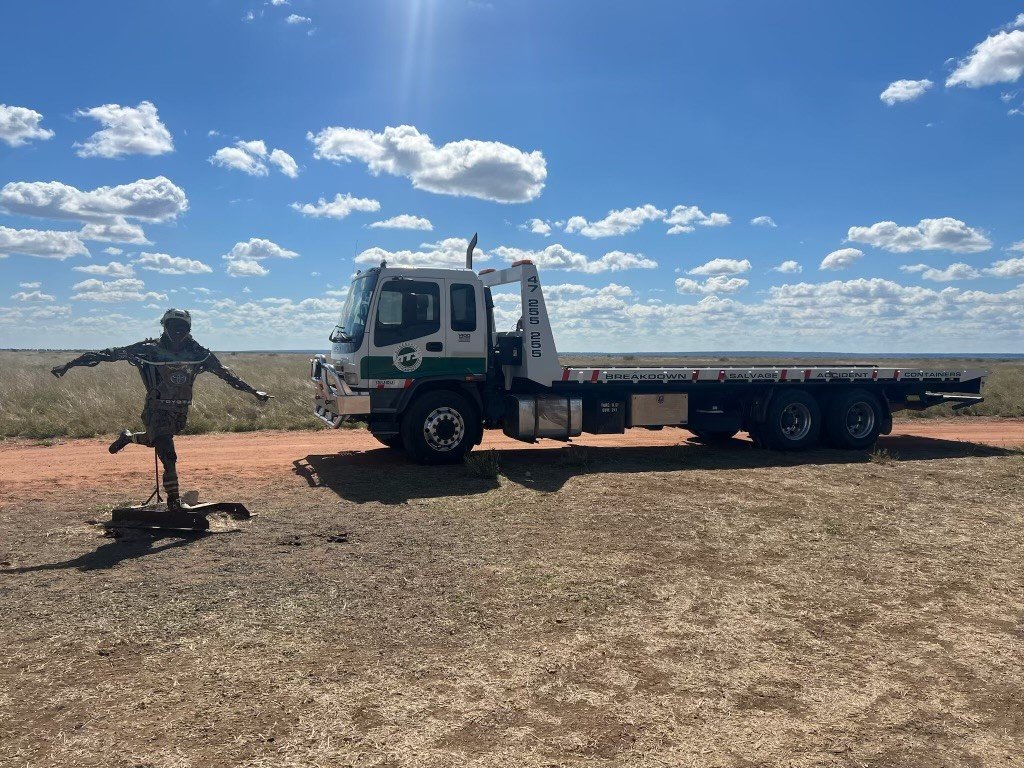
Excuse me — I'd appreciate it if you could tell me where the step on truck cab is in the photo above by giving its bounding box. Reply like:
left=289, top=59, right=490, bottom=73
left=311, top=236, right=987, bottom=463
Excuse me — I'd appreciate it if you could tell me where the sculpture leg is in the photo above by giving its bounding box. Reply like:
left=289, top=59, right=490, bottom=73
left=153, top=434, right=181, bottom=509
left=109, top=429, right=149, bottom=454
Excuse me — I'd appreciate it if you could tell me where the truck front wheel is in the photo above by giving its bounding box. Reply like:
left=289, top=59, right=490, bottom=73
left=401, top=390, right=480, bottom=464
left=761, top=389, right=821, bottom=451
left=824, top=389, right=882, bottom=450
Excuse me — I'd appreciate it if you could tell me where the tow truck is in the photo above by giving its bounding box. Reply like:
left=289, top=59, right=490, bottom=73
left=311, top=236, right=986, bottom=463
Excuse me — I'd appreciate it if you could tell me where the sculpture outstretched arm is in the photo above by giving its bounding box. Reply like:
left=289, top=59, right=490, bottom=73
left=51, top=344, right=145, bottom=377
left=204, top=353, right=272, bottom=402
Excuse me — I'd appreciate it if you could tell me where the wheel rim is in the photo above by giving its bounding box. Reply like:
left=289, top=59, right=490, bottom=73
left=845, top=401, right=876, bottom=440
left=779, top=402, right=812, bottom=441
left=422, top=406, right=465, bottom=452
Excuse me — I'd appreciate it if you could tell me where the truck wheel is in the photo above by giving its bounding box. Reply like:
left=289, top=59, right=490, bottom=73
left=824, top=389, right=882, bottom=450
left=371, top=433, right=404, bottom=450
left=691, top=429, right=739, bottom=443
left=401, top=390, right=480, bottom=464
left=762, top=389, right=821, bottom=451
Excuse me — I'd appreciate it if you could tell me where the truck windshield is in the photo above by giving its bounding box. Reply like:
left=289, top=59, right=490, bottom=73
left=331, top=270, right=379, bottom=346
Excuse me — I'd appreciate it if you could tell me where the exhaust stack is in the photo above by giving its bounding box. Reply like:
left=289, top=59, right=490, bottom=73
left=466, top=232, right=478, bottom=270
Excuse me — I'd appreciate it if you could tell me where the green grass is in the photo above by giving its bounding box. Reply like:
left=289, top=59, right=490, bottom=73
left=1, top=350, right=1020, bottom=439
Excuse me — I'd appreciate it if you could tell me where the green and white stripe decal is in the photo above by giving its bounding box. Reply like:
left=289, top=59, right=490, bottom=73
left=361, top=356, right=486, bottom=380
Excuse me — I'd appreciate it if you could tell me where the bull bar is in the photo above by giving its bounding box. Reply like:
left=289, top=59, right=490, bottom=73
left=309, top=354, right=371, bottom=428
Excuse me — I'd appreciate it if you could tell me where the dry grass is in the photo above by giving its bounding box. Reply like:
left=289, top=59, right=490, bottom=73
left=0, top=350, right=331, bottom=438
left=1, top=444, right=1022, bottom=766
left=1, top=350, right=1021, bottom=439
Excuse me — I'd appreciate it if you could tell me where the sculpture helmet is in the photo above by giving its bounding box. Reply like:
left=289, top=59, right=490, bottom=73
left=160, top=308, right=192, bottom=346
left=161, top=308, right=192, bottom=330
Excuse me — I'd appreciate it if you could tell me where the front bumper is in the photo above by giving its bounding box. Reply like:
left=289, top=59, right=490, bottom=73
left=310, top=354, right=371, bottom=427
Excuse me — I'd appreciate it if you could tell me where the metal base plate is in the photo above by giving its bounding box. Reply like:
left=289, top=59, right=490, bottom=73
left=105, top=502, right=252, bottom=531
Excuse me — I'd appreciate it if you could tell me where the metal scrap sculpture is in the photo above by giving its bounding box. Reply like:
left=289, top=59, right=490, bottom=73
left=51, top=309, right=271, bottom=512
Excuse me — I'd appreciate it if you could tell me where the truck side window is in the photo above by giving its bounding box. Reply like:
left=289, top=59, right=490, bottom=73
left=450, top=283, right=477, bottom=333
left=374, top=280, right=441, bottom=347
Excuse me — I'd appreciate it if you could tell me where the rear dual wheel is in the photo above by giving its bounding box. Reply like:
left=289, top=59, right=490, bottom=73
left=760, top=389, right=821, bottom=451
left=824, top=389, right=883, bottom=450
left=752, top=388, right=882, bottom=451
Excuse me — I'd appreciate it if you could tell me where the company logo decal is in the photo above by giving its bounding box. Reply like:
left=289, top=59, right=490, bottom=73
left=168, top=370, right=188, bottom=385
left=393, top=343, right=422, bottom=373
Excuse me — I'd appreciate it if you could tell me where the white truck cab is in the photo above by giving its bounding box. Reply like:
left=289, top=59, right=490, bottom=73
left=312, top=237, right=986, bottom=463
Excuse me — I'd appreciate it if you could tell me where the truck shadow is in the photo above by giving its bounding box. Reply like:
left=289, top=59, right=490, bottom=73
left=293, top=452, right=501, bottom=504
left=294, top=434, right=1016, bottom=505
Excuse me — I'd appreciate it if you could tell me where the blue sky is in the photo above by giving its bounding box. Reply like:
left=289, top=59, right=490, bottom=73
left=1, top=1, right=1023, bottom=352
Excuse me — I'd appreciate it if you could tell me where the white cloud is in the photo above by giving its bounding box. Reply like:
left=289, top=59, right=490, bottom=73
left=773, top=260, right=802, bottom=273
left=74, top=101, right=173, bottom=158
left=522, top=218, right=552, bottom=236
left=79, top=219, right=150, bottom=244
left=368, top=214, right=433, bottom=231
left=675, top=276, right=749, bottom=295
left=225, top=238, right=299, bottom=261
left=211, top=145, right=268, bottom=176
left=73, top=261, right=135, bottom=277
left=286, top=14, right=311, bottom=24
left=136, top=252, right=213, bottom=275
left=210, top=140, right=299, bottom=177
left=493, top=244, right=657, bottom=273
left=880, top=79, right=933, bottom=105
left=308, top=124, right=547, bottom=203
left=846, top=217, right=991, bottom=253
left=907, top=262, right=981, bottom=282
left=687, top=258, right=751, bottom=276
left=355, top=237, right=487, bottom=270
left=663, top=205, right=730, bottom=235
left=751, top=215, right=777, bottom=228
left=71, top=277, right=167, bottom=303
left=291, top=193, right=381, bottom=219
left=226, top=259, right=269, bottom=278
left=0, top=226, right=89, bottom=260
left=564, top=204, right=666, bottom=238
left=19, top=282, right=41, bottom=288
left=0, top=104, right=54, bottom=147
left=222, top=238, right=298, bottom=277
left=268, top=148, right=299, bottom=178
left=947, top=29, right=1024, bottom=88
left=820, top=248, right=863, bottom=271
left=0, top=177, right=187, bottom=247
left=984, top=256, right=1024, bottom=278
left=11, top=290, right=55, bottom=302
left=102, top=246, right=123, bottom=256
left=271, top=0, right=289, bottom=5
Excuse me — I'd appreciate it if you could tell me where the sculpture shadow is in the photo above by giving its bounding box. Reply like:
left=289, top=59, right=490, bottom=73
left=294, top=434, right=1017, bottom=504
left=1, top=528, right=235, bottom=574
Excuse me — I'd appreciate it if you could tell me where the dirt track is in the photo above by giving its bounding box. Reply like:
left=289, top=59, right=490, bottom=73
left=1, top=418, right=1022, bottom=505
left=2, top=418, right=1023, bottom=766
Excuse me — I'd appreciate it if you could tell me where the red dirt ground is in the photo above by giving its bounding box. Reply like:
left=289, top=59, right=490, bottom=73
left=1, top=418, right=1021, bottom=507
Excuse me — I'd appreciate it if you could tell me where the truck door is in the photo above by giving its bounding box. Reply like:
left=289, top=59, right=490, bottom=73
left=365, top=277, right=447, bottom=382
left=445, top=279, right=487, bottom=377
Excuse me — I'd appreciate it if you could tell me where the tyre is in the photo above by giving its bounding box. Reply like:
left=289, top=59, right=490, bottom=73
left=691, top=428, right=740, bottom=443
left=400, top=390, right=481, bottom=464
left=823, top=389, right=882, bottom=450
left=761, top=389, right=821, bottom=451
left=371, top=433, right=404, bottom=450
